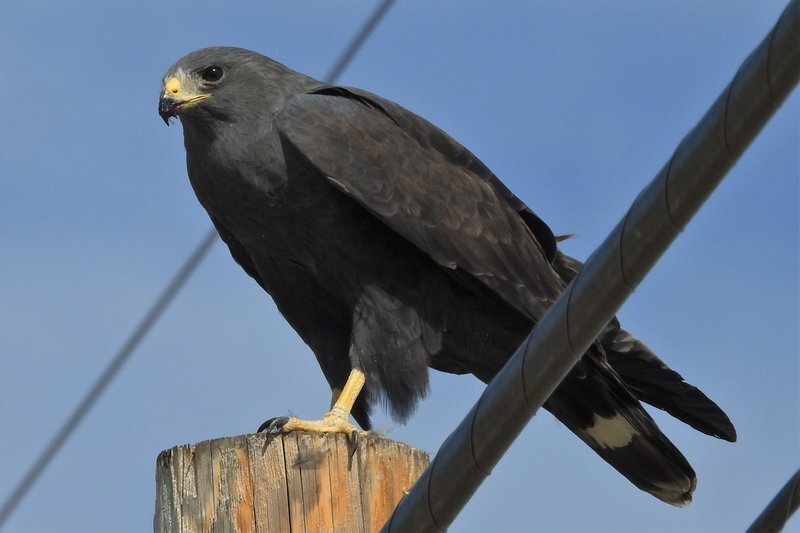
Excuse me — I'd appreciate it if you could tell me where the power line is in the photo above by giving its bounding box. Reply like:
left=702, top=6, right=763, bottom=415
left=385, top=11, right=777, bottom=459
left=0, top=229, right=217, bottom=528
left=383, top=0, right=800, bottom=528
left=0, top=0, right=396, bottom=528
left=747, top=467, right=800, bottom=532
left=323, top=0, right=396, bottom=83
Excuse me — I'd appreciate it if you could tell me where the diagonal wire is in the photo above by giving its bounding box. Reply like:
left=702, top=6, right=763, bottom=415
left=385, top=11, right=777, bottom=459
left=383, top=0, right=799, bottom=528
left=0, top=230, right=217, bottom=529
left=323, top=0, right=396, bottom=83
left=746, top=468, right=800, bottom=533
left=0, top=0, right=396, bottom=528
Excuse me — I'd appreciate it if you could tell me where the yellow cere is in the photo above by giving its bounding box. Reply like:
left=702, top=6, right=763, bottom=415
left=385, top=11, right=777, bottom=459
left=165, top=77, right=181, bottom=95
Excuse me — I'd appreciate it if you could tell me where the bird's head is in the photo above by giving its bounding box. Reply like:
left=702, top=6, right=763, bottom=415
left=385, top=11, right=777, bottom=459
left=158, top=47, right=279, bottom=126
left=158, top=67, right=216, bottom=125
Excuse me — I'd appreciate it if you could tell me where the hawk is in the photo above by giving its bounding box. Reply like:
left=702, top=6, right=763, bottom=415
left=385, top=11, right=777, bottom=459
left=159, top=47, right=735, bottom=505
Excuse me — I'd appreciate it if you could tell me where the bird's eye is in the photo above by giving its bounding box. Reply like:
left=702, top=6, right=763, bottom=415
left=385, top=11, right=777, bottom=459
left=201, top=66, right=224, bottom=82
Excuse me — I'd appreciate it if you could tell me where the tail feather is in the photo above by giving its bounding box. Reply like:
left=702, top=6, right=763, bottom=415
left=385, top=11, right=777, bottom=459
left=546, top=354, right=697, bottom=505
left=601, top=323, right=737, bottom=442
left=524, top=250, right=735, bottom=503
left=553, top=250, right=736, bottom=442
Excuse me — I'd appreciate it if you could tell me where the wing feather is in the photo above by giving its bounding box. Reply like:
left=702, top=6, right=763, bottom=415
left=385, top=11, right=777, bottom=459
left=275, top=91, right=562, bottom=320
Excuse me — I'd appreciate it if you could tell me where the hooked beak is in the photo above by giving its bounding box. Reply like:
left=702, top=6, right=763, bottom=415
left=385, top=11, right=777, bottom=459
left=158, top=76, right=210, bottom=125
left=158, top=96, right=179, bottom=125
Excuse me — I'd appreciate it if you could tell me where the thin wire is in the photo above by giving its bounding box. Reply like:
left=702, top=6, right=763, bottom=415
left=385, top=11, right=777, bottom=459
left=0, top=229, right=217, bottom=528
left=0, top=0, right=396, bottom=528
left=746, top=468, right=800, bottom=532
left=324, top=0, right=396, bottom=83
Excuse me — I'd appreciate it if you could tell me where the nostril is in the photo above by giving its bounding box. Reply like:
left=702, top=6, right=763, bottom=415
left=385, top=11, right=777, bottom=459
left=165, top=77, right=181, bottom=95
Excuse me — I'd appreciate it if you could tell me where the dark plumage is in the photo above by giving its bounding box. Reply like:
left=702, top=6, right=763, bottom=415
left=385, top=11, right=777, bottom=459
left=159, top=46, right=736, bottom=505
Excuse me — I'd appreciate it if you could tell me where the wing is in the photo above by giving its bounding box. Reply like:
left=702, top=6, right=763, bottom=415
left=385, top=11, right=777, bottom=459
left=275, top=89, right=562, bottom=320
left=312, top=87, right=560, bottom=263
left=554, top=250, right=736, bottom=441
left=209, top=215, right=266, bottom=290
left=211, top=216, right=374, bottom=428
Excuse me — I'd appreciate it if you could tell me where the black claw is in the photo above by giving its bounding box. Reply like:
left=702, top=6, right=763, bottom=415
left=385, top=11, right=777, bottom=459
left=258, top=416, right=290, bottom=434
left=258, top=416, right=291, bottom=451
left=347, top=430, right=359, bottom=469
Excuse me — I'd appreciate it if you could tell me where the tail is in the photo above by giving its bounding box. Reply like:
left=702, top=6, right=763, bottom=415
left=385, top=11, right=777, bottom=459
left=601, top=321, right=736, bottom=442
left=546, top=353, right=698, bottom=505
left=544, top=251, right=736, bottom=504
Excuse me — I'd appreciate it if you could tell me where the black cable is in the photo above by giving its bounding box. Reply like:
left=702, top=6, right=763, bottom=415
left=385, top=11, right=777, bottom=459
left=746, top=468, right=800, bottom=533
left=0, top=0, right=396, bottom=528
left=323, top=0, right=396, bottom=84
left=0, top=229, right=217, bottom=528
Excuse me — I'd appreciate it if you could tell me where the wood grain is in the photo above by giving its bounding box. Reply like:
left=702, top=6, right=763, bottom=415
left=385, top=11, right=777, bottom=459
left=155, top=432, right=429, bottom=533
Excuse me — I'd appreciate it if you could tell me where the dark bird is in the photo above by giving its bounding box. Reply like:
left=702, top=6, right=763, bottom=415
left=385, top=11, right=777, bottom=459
left=158, top=47, right=736, bottom=505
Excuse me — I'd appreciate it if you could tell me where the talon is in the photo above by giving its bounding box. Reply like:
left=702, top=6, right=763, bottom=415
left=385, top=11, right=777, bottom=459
left=258, top=415, right=290, bottom=435
left=348, top=430, right=359, bottom=462
left=259, top=416, right=291, bottom=451
left=256, top=370, right=368, bottom=455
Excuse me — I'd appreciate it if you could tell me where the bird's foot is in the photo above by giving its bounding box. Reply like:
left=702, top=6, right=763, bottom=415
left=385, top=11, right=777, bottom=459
left=258, top=408, right=364, bottom=458
left=258, top=409, right=362, bottom=436
left=258, top=369, right=367, bottom=459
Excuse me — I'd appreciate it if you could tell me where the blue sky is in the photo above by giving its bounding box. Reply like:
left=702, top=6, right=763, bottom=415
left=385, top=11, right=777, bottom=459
left=1, top=2, right=797, bottom=531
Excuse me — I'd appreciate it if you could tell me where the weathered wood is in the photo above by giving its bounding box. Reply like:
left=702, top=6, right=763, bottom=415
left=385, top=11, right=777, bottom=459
left=155, top=432, right=429, bottom=533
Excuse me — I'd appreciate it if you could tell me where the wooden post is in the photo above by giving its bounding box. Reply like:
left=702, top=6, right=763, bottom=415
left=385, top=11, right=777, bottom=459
left=154, top=432, right=429, bottom=533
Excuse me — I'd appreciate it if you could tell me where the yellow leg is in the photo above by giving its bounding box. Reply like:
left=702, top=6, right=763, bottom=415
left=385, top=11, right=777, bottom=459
left=328, top=369, right=365, bottom=421
left=330, top=387, right=342, bottom=410
left=278, top=369, right=366, bottom=435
